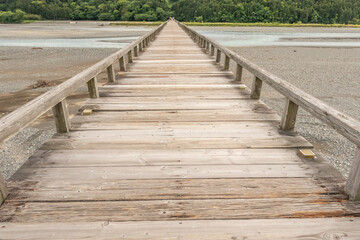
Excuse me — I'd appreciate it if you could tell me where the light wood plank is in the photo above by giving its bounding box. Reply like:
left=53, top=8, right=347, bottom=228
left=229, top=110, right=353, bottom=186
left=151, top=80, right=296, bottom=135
left=0, top=198, right=351, bottom=222
left=1, top=219, right=360, bottom=240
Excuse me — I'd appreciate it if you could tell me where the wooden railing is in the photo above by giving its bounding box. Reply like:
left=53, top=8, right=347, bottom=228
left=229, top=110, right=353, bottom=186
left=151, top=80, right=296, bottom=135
left=177, top=21, right=360, bottom=201
left=0, top=21, right=168, bottom=205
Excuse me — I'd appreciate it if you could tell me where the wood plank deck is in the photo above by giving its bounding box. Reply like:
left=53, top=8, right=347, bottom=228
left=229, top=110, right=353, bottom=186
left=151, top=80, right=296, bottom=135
left=1, top=21, right=360, bottom=238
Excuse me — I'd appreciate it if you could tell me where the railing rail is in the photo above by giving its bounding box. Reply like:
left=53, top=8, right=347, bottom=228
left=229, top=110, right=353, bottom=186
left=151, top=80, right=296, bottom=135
left=177, top=21, right=360, bottom=200
left=0, top=21, right=168, bottom=205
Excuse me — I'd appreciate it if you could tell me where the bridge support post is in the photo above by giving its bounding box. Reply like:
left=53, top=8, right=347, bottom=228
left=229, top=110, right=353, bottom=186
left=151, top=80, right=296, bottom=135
left=224, top=55, right=230, bottom=70
left=346, top=147, right=360, bottom=200
left=235, top=64, right=243, bottom=81
left=52, top=99, right=71, bottom=133
left=142, top=40, right=146, bottom=49
left=87, top=77, right=99, bottom=99
left=216, top=50, right=221, bottom=63
left=127, top=50, right=133, bottom=63
left=107, top=64, right=116, bottom=83
left=0, top=171, right=8, bottom=206
left=210, top=44, right=215, bottom=56
left=119, top=56, right=126, bottom=72
left=251, top=77, right=263, bottom=99
left=280, top=99, right=298, bottom=131
left=134, top=46, right=138, bottom=57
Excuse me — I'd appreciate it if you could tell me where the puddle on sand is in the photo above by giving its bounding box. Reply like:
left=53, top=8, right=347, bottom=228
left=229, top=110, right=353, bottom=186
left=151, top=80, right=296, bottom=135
left=198, top=31, right=360, bottom=47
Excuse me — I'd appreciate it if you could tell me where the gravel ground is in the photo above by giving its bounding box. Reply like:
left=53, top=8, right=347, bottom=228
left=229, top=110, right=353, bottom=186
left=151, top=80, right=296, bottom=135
left=225, top=46, right=360, bottom=177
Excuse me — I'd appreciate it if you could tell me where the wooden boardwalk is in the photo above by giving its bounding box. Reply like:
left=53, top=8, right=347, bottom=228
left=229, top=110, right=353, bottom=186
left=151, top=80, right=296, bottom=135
left=1, top=21, right=360, bottom=238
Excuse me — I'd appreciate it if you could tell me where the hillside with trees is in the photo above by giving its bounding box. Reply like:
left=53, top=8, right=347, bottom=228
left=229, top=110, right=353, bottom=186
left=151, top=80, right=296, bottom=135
left=1, top=0, right=360, bottom=24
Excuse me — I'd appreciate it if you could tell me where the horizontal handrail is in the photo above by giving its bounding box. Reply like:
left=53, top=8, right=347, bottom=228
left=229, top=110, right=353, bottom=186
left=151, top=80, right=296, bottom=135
left=0, top=21, right=167, bottom=144
left=177, top=21, right=360, bottom=147
left=177, top=20, right=360, bottom=201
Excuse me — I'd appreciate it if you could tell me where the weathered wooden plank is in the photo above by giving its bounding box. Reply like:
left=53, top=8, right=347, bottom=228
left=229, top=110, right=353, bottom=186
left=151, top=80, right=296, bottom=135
left=0, top=198, right=352, bottom=222
left=346, top=147, right=360, bottom=200
left=11, top=164, right=317, bottom=181
left=39, top=135, right=312, bottom=150
left=7, top=178, right=342, bottom=202
left=1, top=219, right=360, bottom=240
left=53, top=122, right=297, bottom=138
left=24, top=148, right=306, bottom=168
left=51, top=99, right=70, bottom=134
left=83, top=98, right=273, bottom=111
left=100, top=84, right=245, bottom=89
left=71, top=109, right=280, bottom=123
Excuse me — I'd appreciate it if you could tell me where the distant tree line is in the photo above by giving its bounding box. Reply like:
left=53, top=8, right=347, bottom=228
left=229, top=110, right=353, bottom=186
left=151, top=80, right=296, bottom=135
left=1, top=0, right=360, bottom=24
left=171, top=0, right=360, bottom=24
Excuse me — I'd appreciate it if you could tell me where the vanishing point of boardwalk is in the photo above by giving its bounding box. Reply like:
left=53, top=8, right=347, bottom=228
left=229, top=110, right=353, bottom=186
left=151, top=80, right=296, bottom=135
left=0, top=20, right=360, bottom=238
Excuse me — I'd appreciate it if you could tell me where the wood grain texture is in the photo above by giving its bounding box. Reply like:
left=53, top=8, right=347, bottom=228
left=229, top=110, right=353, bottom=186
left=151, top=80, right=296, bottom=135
left=86, top=77, right=99, bottom=99
left=0, top=20, right=358, bottom=234
left=1, top=219, right=360, bottom=240
left=280, top=98, right=299, bottom=131
left=51, top=99, right=70, bottom=133
left=0, top=198, right=352, bottom=222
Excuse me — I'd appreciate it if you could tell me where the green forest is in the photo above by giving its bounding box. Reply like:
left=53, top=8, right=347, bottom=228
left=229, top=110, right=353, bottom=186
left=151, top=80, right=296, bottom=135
left=1, top=0, right=360, bottom=24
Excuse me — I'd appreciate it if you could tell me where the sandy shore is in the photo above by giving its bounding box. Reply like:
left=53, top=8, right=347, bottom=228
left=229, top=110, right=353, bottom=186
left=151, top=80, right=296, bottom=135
left=0, top=22, right=359, bottom=180
left=0, top=22, right=151, bottom=179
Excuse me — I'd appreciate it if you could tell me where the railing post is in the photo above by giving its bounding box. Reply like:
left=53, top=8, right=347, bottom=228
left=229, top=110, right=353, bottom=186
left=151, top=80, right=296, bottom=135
left=142, top=40, right=146, bottom=49
left=127, top=50, right=133, bottom=63
left=119, top=56, right=126, bottom=72
left=206, top=41, right=210, bottom=53
left=251, top=77, right=263, bottom=99
left=224, top=55, right=230, bottom=70
left=210, top=44, right=215, bottom=56
left=139, top=43, right=143, bottom=52
left=134, top=46, right=138, bottom=57
left=87, top=77, right=99, bottom=99
left=346, top=147, right=360, bottom=200
left=235, top=64, right=243, bottom=81
left=107, top=64, right=116, bottom=83
left=52, top=99, right=71, bottom=133
left=216, top=49, right=221, bottom=63
left=0, top=172, right=8, bottom=206
left=280, top=99, right=299, bottom=131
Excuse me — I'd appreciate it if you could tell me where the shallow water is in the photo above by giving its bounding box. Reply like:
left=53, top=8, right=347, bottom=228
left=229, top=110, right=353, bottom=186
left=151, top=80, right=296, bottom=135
left=0, top=36, right=138, bottom=48
left=198, top=31, right=360, bottom=47
left=2, top=22, right=360, bottom=48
